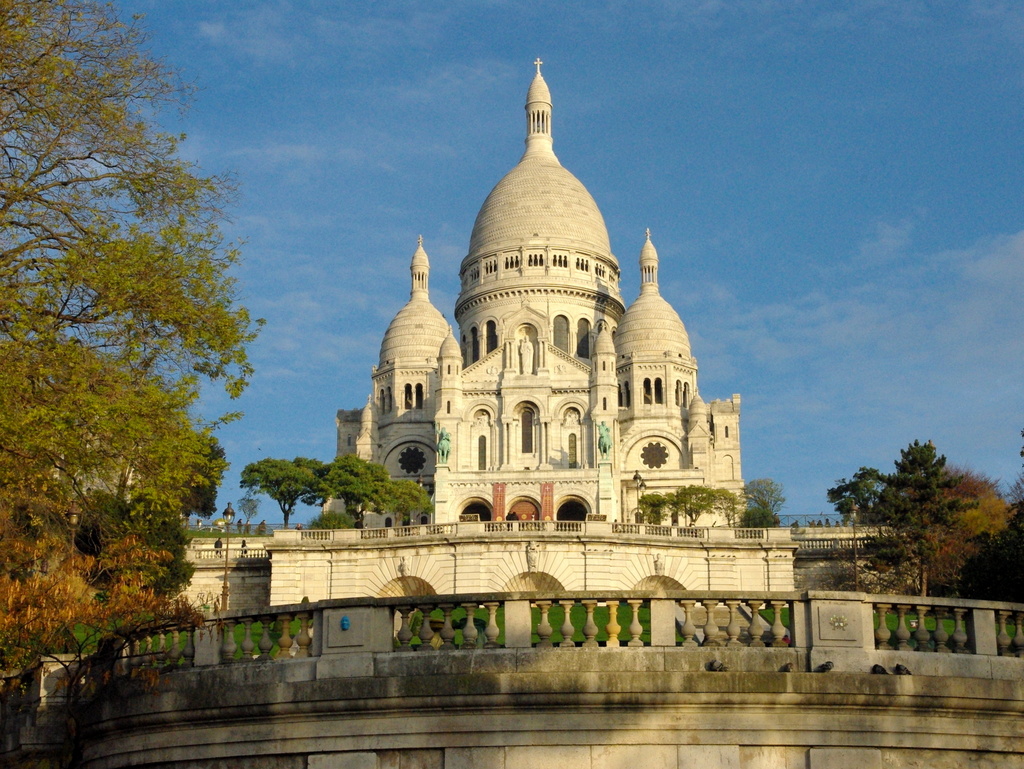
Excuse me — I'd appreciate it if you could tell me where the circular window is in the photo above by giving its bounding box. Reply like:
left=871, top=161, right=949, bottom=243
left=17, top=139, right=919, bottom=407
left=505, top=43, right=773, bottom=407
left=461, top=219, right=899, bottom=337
left=398, top=446, right=426, bottom=474
left=641, top=442, right=669, bottom=469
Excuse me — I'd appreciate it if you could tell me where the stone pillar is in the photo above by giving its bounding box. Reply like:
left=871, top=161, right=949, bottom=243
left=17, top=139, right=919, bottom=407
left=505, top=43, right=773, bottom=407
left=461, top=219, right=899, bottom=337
left=433, top=464, right=451, bottom=523
left=597, top=460, right=617, bottom=520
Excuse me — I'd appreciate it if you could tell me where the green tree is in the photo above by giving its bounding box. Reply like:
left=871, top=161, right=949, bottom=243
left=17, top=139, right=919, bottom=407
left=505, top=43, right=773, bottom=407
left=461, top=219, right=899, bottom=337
left=827, top=467, right=886, bottom=524
left=181, top=436, right=228, bottom=520
left=665, top=486, right=741, bottom=526
left=239, top=457, right=322, bottom=529
left=637, top=493, right=670, bottom=524
left=379, top=479, right=432, bottom=524
left=871, top=441, right=971, bottom=596
left=315, top=455, right=394, bottom=526
left=1, top=0, right=253, bottom=738
left=742, top=478, right=785, bottom=527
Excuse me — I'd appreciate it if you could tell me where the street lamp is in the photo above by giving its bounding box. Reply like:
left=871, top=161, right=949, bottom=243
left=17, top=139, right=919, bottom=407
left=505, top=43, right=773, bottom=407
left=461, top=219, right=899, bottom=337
left=220, top=502, right=235, bottom=612
left=632, top=471, right=646, bottom=523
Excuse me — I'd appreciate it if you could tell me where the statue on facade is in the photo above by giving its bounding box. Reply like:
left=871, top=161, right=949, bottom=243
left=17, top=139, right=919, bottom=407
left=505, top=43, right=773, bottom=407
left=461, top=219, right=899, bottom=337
left=435, top=424, right=451, bottom=464
left=597, top=421, right=612, bottom=460
left=654, top=553, right=664, bottom=576
left=518, top=336, right=534, bottom=374
left=526, top=541, right=537, bottom=572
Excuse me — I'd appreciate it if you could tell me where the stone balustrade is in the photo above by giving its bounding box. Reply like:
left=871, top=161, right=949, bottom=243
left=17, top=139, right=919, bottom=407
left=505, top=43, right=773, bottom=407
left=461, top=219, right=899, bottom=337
left=142, top=590, right=1024, bottom=672
left=283, top=520, right=799, bottom=544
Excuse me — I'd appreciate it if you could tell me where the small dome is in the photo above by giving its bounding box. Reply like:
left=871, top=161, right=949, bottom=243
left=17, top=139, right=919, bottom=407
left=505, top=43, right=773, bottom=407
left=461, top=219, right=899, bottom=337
left=378, top=299, right=448, bottom=368
left=594, top=323, right=615, bottom=356
left=440, top=327, right=461, bottom=359
left=526, top=70, right=551, bottom=106
left=616, top=233, right=691, bottom=359
left=379, top=240, right=449, bottom=367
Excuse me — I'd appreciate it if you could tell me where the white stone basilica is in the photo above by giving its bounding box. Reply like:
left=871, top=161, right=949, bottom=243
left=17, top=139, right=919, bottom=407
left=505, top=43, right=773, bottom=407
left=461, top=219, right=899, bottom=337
left=337, top=64, right=742, bottom=525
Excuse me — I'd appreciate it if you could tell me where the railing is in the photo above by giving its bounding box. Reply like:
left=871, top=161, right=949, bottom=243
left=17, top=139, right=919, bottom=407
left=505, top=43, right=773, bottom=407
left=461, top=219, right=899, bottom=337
left=284, top=520, right=764, bottom=544
left=191, top=546, right=269, bottom=560
left=128, top=592, right=1024, bottom=672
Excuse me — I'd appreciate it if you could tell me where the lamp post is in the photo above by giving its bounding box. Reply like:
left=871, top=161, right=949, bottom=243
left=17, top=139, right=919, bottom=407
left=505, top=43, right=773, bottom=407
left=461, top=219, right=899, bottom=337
left=220, top=502, right=235, bottom=612
left=632, top=470, right=646, bottom=523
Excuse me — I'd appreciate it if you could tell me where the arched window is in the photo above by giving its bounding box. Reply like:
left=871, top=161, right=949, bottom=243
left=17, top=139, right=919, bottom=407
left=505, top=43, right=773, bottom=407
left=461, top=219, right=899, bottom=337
left=683, top=382, right=690, bottom=406
left=415, top=383, right=424, bottom=409
left=521, top=408, right=535, bottom=454
left=404, top=383, right=413, bottom=409
left=386, top=387, right=393, bottom=413
left=624, top=381, right=631, bottom=407
left=478, top=436, right=487, bottom=470
left=643, top=378, right=653, bottom=405
left=675, top=380, right=682, bottom=406
left=568, top=433, right=578, bottom=468
left=576, top=318, right=591, bottom=358
left=725, top=426, right=729, bottom=438
left=379, top=388, right=386, bottom=412
left=654, top=378, right=663, bottom=405
left=486, top=320, right=498, bottom=353
left=553, top=315, right=570, bottom=352
left=618, top=383, right=623, bottom=407
left=471, top=327, right=480, bottom=363
left=446, top=401, right=451, bottom=414
left=602, top=397, right=607, bottom=410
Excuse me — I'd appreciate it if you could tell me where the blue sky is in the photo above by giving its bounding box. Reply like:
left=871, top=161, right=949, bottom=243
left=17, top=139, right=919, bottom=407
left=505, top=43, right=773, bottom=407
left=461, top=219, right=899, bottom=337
left=122, top=1, right=1024, bottom=523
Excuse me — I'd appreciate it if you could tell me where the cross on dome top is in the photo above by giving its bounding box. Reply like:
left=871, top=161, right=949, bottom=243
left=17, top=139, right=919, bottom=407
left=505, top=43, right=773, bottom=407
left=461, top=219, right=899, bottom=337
left=534, top=58, right=543, bottom=75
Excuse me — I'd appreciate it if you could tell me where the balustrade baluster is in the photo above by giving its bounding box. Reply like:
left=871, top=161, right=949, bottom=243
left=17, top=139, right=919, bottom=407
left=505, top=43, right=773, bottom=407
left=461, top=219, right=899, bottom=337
left=581, top=600, right=599, bottom=648
left=395, top=607, right=414, bottom=650
left=220, top=620, right=237, bottom=663
left=626, top=599, right=644, bottom=647
left=439, top=605, right=457, bottom=650
left=277, top=614, right=294, bottom=658
left=746, top=600, right=766, bottom=648
left=460, top=603, right=479, bottom=649
left=996, top=610, right=1012, bottom=656
left=701, top=600, right=721, bottom=648
left=165, top=630, right=181, bottom=667
left=294, top=613, right=312, bottom=658
left=769, top=601, right=788, bottom=647
left=913, top=605, right=932, bottom=652
left=1014, top=611, right=1024, bottom=658
left=894, top=605, right=912, bottom=650
left=258, top=616, right=275, bottom=659
left=605, top=600, right=621, bottom=647
left=535, top=601, right=553, bottom=647
left=725, top=601, right=743, bottom=647
left=417, top=606, right=436, bottom=650
left=240, top=619, right=255, bottom=659
left=874, top=603, right=892, bottom=649
left=679, top=600, right=698, bottom=648
left=128, top=639, right=141, bottom=670
left=483, top=602, right=501, bottom=648
left=154, top=632, right=166, bottom=666
left=181, top=628, right=196, bottom=668
left=951, top=608, right=968, bottom=654
left=932, top=608, right=950, bottom=653
left=559, top=600, right=576, bottom=648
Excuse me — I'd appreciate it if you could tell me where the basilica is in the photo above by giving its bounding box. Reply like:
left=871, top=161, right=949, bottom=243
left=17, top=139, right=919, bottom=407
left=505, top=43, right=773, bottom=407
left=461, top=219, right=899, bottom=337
left=337, top=64, right=742, bottom=524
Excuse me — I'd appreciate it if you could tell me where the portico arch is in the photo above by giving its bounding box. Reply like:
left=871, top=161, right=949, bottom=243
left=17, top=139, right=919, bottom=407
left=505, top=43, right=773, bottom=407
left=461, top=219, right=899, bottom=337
left=460, top=499, right=492, bottom=522
left=507, top=498, right=539, bottom=521
left=556, top=497, right=589, bottom=521
left=377, top=576, right=437, bottom=598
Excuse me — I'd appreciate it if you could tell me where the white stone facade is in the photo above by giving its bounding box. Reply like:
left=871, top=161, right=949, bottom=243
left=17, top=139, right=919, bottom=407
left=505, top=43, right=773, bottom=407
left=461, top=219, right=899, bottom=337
left=337, top=66, right=742, bottom=524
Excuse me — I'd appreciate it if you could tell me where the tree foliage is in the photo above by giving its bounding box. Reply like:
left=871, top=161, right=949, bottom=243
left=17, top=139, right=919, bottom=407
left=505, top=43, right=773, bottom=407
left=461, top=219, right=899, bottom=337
left=0, top=2, right=255, bottom=755
left=638, top=486, right=741, bottom=526
left=239, top=457, right=319, bottom=529
left=827, top=467, right=886, bottom=524
left=742, top=478, right=785, bottom=527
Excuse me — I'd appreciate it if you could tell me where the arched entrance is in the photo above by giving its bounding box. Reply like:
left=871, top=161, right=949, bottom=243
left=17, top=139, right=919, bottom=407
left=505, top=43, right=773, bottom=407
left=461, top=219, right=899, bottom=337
left=507, top=498, right=539, bottom=521
left=461, top=500, right=492, bottom=522
left=556, top=498, right=588, bottom=521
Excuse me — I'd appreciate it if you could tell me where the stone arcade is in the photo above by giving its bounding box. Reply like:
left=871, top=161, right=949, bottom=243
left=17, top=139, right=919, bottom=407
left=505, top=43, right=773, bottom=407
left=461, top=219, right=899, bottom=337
left=336, top=63, right=742, bottom=526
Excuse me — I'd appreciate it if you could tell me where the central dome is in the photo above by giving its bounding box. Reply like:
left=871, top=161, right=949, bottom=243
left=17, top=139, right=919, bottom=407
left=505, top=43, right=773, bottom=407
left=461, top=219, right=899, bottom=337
left=468, top=153, right=612, bottom=258
left=466, top=68, right=612, bottom=260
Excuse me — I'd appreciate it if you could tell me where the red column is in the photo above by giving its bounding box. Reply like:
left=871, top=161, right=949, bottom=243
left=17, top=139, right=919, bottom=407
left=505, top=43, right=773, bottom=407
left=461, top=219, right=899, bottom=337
left=493, top=482, right=506, bottom=521
left=541, top=482, right=554, bottom=521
